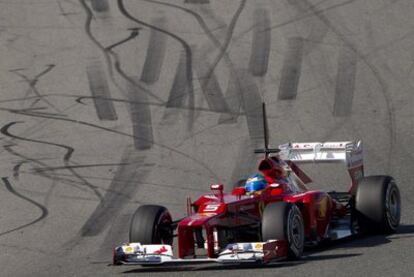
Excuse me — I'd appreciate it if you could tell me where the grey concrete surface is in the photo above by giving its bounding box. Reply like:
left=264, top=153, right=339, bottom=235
left=0, top=0, right=413, bottom=276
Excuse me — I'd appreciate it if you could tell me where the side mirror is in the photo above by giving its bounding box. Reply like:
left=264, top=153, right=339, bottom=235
left=210, top=184, right=224, bottom=201
left=268, top=183, right=281, bottom=188
left=267, top=183, right=283, bottom=196
left=231, top=187, right=246, bottom=197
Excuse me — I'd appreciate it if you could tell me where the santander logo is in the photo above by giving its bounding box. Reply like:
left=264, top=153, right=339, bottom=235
left=153, top=246, right=168, bottom=254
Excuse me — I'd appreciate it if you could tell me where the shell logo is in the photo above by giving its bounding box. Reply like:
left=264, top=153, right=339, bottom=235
left=255, top=243, right=263, bottom=250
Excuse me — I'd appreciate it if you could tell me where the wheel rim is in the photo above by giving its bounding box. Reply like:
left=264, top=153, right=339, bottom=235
left=288, top=209, right=304, bottom=252
left=385, top=182, right=400, bottom=228
left=155, top=211, right=172, bottom=244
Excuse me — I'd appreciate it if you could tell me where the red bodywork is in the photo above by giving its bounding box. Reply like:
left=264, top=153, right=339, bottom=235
left=175, top=156, right=358, bottom=259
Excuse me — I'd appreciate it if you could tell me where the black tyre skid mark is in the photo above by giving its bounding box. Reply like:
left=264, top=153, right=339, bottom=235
left=227, top=0, right=355, bottom=50
left=117, top=0, right=195, bottom=130
left=139, top=17, right=167, bottom=84
left=78, top=0, right=163, bottom=103
left=127, top=76, right=154, bottom=150
left=164, top=50, right=193, bottom=122
left=333, top=43, right=357, bottom=116
left=1, top=108, right=219, bottom=181
left=79, top=148, right=149, bottom=237
left=142, top=0, right=244, bottom=123
left=90, top=0, right=109, bottom=12
left=297, top=0, right=395, bottom=171
left=193, top=49, right=229, bottom=113
left=3, top=144, right=146, bottom=229
left=13, top=160, right=27, bottom=179
left=2, top=144, right=92, bottom=195
left=143, top=0, right=231, bottom=114
left=248, top=8, right=271, bottom=77
left=32, top=162, right=131, bottom=173
left=0, top=177, right=48, bottom=237
left=0, top=93, right=244, bottom=116
left=278, top=37, right=304, bottom=100
left=198, top=0, right=246, bottom=101
left=286, top=0, right=330, bottom=56
left=9, top=65, right=61, bottom=113
left=86, top=61, right=118, bottom=121
left=1, top=121, right=103, bottom=200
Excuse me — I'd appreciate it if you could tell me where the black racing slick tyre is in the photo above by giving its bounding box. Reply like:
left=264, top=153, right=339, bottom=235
left=355, top=176, right=401, bottom=234
left=262, top=202, right=304, bottom=259
left=129, top=205, right=173, bottom=245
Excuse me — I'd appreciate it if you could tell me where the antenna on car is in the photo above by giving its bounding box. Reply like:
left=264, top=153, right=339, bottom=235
left=254, top=102, right=280, bottom=158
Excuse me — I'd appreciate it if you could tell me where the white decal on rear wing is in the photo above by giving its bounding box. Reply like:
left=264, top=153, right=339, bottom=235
left=278, top=141, right=363, bottom=169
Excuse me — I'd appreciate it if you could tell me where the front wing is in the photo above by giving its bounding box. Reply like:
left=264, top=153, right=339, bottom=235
left=113, top=240, right=287, bottom=266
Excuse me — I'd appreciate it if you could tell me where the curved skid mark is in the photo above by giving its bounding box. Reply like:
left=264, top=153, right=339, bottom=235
left=79, top=0, right=114, bottom=78
left=278, top=37, right=304, bottom=100
left=1, top=122, right=74, bottom=162
left=78, top=0, right=162, bottom=103
left=0, top=177, right=48, bottom=237
left=33, top=171, right=207, bottom=193
left=2, top=109, right=219, bottom=180
left=13, top=160, right=28, bottom=179
left=248, top=8, right=271, bottom=77
left=1, top=122, right=103, bottom=200
left=3, top=145, right=90, bottom=195
left=77, top=95, right=242, bottom=115
left=117, top=0, right=195, bottom=130
left=32, top=162, right=130, bottom=172
left=9, top=65, right=61, bottom=113
left=143, top=0, right=241, bottom=121
left=201, top=0, right=246, bottom=94
left=105, top=28, right=140, bottom=51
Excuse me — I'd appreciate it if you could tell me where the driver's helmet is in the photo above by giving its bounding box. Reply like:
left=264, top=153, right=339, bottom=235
left=245, top=173, right=267, bottom=192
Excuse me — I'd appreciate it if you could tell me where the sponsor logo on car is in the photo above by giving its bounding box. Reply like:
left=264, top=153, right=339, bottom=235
left=204, top=204, right=219, bottom=212
left=153, top=246, right=168, bottom=255
left=254, top=243, right=263, bottom=250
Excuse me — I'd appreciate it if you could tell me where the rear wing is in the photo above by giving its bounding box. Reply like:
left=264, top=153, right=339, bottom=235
left=278, top=141, right=364, bottom=191
left=278, top=141, right=363, bottom=168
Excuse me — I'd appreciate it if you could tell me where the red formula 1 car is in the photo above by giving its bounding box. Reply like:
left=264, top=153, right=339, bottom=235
left=113, top=106, right=401, bottom=266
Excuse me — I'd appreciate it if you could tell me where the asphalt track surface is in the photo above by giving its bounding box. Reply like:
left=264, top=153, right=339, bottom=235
left=0, top=0, right=413, bottom=276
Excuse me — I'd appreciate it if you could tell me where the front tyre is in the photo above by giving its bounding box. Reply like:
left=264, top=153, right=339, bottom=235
left=355, top=176, right=401, bottom=234
left=262, top=202, right=304, bottom=259
left=129, top=205, right=173, bottom=245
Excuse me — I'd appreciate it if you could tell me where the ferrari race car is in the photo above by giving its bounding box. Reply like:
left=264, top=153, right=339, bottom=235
left=113, top=104, right=401, bottom=266
left=113, top=140, right=401, bottom=266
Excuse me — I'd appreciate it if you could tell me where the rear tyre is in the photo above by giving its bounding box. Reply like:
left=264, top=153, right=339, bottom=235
left=262, top=202, right=304, bottom=259
left=129, top=205, right=173, bottom=245
left=355, top=176, right=401, bottom=234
